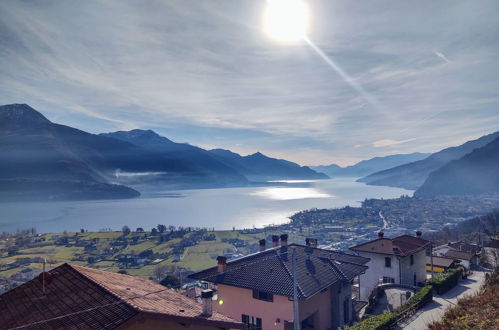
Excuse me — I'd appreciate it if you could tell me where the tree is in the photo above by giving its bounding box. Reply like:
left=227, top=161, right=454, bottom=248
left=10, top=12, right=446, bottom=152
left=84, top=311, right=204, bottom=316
left=159, top=274, right=181, bottom=289
left=122, top=225, right=131, bottom=236
left=157, top=224, right=167, bottom=233
left=118, top=270, right=128, bottom=275
left=136, top=227, right=144, bottom=233
left=80, top=228, right=85, bottom=233
left=151, top=228, right=158, bottom=235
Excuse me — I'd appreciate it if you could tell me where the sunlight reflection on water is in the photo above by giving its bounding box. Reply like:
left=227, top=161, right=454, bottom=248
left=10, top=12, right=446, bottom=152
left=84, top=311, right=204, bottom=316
left=251, top=187, right=332, bottom=200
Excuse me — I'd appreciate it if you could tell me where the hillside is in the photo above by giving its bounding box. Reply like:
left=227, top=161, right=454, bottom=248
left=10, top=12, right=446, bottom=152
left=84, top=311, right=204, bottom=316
left=209, top=149, right=328, bottom=181
left=358, top=131, right=499, bottom=190
left=100, top=130, right=247, bottom=186
left=416, top=136, right=499, bottom=196
left=313, top=152, right=429, bottom=178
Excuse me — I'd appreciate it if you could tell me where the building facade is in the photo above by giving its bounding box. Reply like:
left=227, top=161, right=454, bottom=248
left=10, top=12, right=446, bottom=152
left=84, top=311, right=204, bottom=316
left=350, top=232, right=430, bottom=301
left=189, top=235, right=369, bottom=330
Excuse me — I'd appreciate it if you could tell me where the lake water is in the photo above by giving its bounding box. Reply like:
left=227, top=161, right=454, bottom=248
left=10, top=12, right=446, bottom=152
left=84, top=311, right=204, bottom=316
left=0, top=178, right=412, bottom=233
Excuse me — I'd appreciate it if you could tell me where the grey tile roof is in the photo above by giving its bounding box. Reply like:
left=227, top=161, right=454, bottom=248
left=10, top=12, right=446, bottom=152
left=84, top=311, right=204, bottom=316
left=188, top=244, right=369, bottom=300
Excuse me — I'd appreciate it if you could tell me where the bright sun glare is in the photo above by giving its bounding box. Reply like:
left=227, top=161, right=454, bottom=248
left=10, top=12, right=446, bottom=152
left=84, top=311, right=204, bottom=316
left=264, top=0, right=309, bottom=43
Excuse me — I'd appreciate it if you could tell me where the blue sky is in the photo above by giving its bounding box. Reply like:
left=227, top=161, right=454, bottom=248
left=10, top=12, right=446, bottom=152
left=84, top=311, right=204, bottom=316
left=1, top=0, right=498, bottom=166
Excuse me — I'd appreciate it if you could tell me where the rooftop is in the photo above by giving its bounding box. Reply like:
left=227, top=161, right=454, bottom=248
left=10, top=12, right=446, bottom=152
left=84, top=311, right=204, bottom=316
left=349, top=234, right=430, bottom=256
left=444, top=250, right=474, bottom=261
left=426, top=255, right=457, bottom=268
left=0, top=263, right=242, bottom=329
left=189, top=243, right=369, bottom=300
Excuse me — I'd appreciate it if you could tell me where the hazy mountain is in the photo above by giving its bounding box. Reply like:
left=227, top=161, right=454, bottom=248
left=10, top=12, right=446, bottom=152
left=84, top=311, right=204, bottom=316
left=209, top=149, right=328, bottom=181
left=312, top=153, right=430, bottom=178
left=358, top=131, right=499, bottom=190
left=0, top=104, right=142, bottom=200
left=100, top=129, right=247, bottom=186
left=0, top=104, right=244, bottom=200
left=415, top=136, right=499, bottom=196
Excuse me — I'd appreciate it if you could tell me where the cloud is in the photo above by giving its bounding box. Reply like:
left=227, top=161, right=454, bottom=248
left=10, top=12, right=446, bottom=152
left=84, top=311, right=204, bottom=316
left=373, top=138, right=417, bottom=148
left=433, top=49, right=451, bottom=63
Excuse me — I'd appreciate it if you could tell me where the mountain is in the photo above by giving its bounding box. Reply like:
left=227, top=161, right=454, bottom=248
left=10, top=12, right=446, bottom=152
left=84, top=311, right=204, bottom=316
left=209, top=149, right=328, bottom=181
left=0, top=104, right=143, bottom=200
left=0, top=104, right=242, bottom=200
left=358, top=131, right=499, bottom=190
left=312, top=153, right=430, bottom=178
left=415, top=136, right=499, bottom=196
left=100, top=129, right=247, bottom=186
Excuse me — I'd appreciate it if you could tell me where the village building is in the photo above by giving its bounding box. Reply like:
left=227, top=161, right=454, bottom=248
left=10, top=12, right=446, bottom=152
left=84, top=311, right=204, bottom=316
left=433, top=241, right=481, bottom=271
left=426, top=255, right=459, bottom=273
left=349, top=231, right=430, bottom=301
left=0, top=263, right=242, bottom=330
left=189, top=235, right=369, bottom=330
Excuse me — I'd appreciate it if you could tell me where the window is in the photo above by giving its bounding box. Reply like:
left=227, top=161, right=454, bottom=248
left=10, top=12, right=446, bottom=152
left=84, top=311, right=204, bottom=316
left=242, top=314, right=262, bottom=330
left=252, top=290, right=273, bottom=302
left=410, top=254, right=414, bottom=265
left=382, top=276, right=395, bottom=284
left=385, top=257, right=391, bottom=268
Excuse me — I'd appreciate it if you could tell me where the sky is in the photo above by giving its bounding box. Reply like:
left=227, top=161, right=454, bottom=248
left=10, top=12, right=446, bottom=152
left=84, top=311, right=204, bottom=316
left=1, top=0, right=498, bottom=166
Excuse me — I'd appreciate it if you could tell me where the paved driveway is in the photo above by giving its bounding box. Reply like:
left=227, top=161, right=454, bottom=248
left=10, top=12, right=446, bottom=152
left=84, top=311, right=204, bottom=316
left=397, top=270, right=487, bottom=329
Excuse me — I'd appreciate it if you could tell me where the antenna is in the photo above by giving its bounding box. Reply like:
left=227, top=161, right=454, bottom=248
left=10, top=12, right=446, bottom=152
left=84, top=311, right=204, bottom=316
left=42, top=258, right=46, bottom=295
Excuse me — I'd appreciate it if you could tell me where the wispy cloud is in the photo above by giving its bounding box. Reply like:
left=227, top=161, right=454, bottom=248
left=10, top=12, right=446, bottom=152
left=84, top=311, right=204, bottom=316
left=373, top=138, right=417, bottom=148
left=433, top=49, right=451, bottom=63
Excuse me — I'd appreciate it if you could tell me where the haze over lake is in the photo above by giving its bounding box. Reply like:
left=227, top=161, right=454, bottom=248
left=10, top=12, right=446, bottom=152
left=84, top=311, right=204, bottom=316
left=0, top=178, right=411, bottom=233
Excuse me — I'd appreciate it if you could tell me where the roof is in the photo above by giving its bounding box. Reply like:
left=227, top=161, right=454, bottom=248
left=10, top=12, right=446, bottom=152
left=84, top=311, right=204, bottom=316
left=350, top=235, right=430, bottom=257
left=188, top=244, right=369, bottom=300
left=444, top=250, right=474, bottom=261
left=0, top=263, right=242, bottom=330
left=426, top=256, right=457, bottom=268
left=447, top=241, right=481, bottom=254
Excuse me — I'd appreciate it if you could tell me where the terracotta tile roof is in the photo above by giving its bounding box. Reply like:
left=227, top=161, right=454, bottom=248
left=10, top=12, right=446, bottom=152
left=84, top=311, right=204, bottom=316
left=0, top=263, right=242, bottom=330
left=188, top=244, right=369, bottom=300
left=426, top=256, right=457, bottom=268
left=349, top=235, right=430, bottom=256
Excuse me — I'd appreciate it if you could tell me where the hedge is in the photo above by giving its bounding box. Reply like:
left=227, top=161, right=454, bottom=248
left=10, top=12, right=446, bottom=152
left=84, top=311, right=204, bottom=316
left=395, top=285, right=433, bottom=315
left=347, top=313, right=397, bottom=330
left=432, top=268, right=462, bottom=295
left=348, top=285, right=433, bottom=330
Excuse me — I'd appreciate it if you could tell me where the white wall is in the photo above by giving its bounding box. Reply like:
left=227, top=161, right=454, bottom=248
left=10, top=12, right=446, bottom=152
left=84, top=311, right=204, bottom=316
left=356, top=252, right=400, bottom=301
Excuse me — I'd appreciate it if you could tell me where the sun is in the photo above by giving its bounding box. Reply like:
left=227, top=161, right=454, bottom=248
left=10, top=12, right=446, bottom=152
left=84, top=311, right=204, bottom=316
left=263, top=0, right=309, bottom=43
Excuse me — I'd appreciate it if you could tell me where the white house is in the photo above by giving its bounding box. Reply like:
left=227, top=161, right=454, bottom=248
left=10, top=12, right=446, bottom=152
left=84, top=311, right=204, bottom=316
left=350, top=232, right=430, bottom=301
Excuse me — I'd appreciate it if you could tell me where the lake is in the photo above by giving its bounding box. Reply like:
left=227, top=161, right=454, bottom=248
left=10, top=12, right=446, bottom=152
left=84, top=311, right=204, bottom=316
left=0, top=178, right=412, bottom=233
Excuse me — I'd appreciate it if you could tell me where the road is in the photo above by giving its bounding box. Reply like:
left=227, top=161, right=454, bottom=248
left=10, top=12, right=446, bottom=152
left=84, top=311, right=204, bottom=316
left=397, top=270, right=487, bottom=329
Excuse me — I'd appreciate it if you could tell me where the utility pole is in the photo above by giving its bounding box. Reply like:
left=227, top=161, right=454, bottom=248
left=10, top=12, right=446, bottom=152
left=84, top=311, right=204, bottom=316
left=292, top=248, right=300, bottom=330
left=430, top=243, right=435, bottom=282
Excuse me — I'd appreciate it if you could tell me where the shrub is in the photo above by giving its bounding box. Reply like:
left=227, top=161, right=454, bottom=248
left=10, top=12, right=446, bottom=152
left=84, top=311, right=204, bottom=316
left=347, top=313, right=397, bottom=330
left=432, top=268, right=462, bottom=294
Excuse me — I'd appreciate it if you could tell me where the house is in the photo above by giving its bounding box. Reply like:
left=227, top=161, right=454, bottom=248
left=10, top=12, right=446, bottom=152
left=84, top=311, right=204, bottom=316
left=433, top=241, right=481, bottom=270
left=426, top=255, right=459, bottom=273
left=189, top=235, right=369, bottom=330
left=0, top=263, right=243, bottom=330
left=350, top=231, right=430, bottom=300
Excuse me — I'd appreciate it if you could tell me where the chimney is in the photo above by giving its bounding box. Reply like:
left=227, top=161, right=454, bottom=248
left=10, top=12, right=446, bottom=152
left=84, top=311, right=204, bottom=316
left=201, top=289, right=214, bottom=317
left=216, top=256, right=227, bottom=273
left=416, top=231, right=422, bottom=238
left=378, top=231, right=384, bottom=239
left=280, top=234, right=288, bottom=246
left=305, top=238, right=317, bottom=248
left=272, top=235, right=279, bottom=248
left=259, top=239, right=266, bottom=251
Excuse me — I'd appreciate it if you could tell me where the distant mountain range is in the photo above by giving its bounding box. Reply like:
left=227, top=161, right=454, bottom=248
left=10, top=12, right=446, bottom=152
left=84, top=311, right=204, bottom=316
left=415, top=135, right=499, bottom=196
left=312, top=153, right=430, bottom=178
left=358, top=131, right=499, bottom=190
left=0, top=104, right=327, bottom=201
